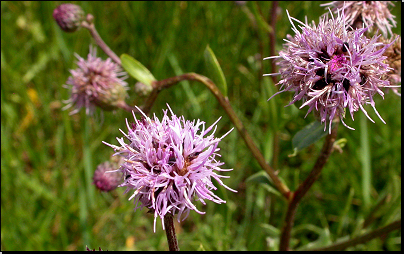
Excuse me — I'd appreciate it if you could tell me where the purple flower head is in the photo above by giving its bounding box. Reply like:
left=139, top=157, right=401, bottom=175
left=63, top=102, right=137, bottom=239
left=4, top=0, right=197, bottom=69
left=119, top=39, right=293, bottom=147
left=93, top=160, right=123, bottom=192
left=321, top=1, right=397, bottom=38
left=53, top=4, right=85, bottom=33
left=103, top=105, right=236, bottom=231
left=264, top=9, right=397, bottom=131
left=63, top=46, right=128, bottom=115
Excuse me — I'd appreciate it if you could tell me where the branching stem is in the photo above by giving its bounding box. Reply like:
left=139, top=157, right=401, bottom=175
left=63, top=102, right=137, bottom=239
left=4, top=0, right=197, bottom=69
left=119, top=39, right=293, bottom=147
left=279, top=121, right=339, bottom=251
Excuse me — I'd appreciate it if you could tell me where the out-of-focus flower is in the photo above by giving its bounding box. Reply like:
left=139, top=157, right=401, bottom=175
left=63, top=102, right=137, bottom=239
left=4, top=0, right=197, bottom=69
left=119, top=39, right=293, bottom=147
left=93, top=159, right=123, bottom=192
left=379, top=35, right=401, bottom=95
left=264, top=10, right=397, bottom=131
left=103, top=105, right=236, bottom=231
left=321, top=1, right=397, bottom=37
left=63, top=46, right=128, bottom=115
left=53, top=4, right=85, bottom=33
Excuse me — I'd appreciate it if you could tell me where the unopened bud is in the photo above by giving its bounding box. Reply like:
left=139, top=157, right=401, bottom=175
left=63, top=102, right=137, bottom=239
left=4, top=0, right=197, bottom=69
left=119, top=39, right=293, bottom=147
left=93, top=161, right=123, bottom=192
left=53, top=4, right=85, bottom=33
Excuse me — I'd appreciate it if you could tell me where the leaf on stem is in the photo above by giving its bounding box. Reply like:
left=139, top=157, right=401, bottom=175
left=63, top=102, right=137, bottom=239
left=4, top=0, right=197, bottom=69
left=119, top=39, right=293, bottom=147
left=246, top=170, right=281, bottom=197
left=120, top=54, right=156, bottom=88
left=290, top=121, right=334, bottom=156
left=204, top=45, right=228, bottom=97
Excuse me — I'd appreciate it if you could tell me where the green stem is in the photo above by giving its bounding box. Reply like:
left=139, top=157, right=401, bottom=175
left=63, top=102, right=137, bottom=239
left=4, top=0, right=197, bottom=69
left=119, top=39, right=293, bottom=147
left=360, top=113, right=371, bottom=209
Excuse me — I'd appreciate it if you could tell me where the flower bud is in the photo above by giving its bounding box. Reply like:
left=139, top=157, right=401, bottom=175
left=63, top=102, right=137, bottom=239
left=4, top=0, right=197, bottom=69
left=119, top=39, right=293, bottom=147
left=53, top=4, right=85, bottom=33
left=93, top=161, right=123, bottom=192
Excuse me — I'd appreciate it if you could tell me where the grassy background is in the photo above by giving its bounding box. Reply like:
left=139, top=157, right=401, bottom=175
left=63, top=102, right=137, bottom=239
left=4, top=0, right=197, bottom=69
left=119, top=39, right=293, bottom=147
left=1, top=1, right=401, bottom=251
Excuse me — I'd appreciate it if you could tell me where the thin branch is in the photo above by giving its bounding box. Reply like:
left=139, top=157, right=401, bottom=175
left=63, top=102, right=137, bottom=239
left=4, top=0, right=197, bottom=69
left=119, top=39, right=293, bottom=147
left=116, top=101, right=141, bottom=114
left=149, top=73, right=291, bottom=199
left=307, top=220, right=401, bottom=251
left=279, top=121, right=339, bottom=251
left=81, top=14, right=121, bottom=66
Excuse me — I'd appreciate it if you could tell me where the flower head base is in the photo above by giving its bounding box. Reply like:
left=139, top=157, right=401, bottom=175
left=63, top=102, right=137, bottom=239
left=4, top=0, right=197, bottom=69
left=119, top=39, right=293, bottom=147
left=264, top=10, right=397, bottom=131
left=63, top=46, right=128, bottom=115
left=53, top=4, right=85, bottom=33
left=103, top=105, right=235, bottom=231
left=93, top=160, right=123, bottom=192
left=321, top=1, right=397, bottom=37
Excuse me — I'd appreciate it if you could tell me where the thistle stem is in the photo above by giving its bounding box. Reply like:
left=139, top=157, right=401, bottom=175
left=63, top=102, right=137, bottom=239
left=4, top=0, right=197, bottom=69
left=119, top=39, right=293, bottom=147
left=148, top=73, right=291, bottom=199
left=164, top=214, right=179, bottom=251
left=81, top=14, right=121, bottom=66
left=116, top=101, right=141, bottom=113
left=279, top=121, right=339, bottom=251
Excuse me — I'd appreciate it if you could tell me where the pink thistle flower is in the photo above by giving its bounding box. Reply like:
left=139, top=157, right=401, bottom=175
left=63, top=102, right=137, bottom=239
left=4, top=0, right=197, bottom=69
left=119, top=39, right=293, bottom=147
left=103, top=105, right=236, bottom=232
left=63, top=46, right=128, bottom=115
left=321, top=1, right=397, bottom=37
left=264, top=9, right=397, bottom=131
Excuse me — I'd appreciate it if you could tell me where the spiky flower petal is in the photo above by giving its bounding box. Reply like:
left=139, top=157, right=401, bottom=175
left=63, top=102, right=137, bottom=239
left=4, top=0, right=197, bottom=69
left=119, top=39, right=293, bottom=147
left=103, top=105, right=235, bottom=231
left=264, top=10, right=397, bottom=131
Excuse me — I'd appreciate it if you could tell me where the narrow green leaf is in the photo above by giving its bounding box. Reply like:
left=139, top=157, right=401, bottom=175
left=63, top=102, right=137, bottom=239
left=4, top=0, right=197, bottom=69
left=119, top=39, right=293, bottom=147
left=246, top=170, right=271, bottom=185
left=250, top=2, right=273, bottom=34
left=120, top=53, right=156, bottom=87
left=292, top=121, right=334, bottom=154
left=261, top=223, right=280, bottom=237
left=295, top=224, right=332, bottom=250
left=336, top=187, right=355, bottom=236
left=204, top=45, right=228, bottom=97
left=246, top=170, right=281, bottom=197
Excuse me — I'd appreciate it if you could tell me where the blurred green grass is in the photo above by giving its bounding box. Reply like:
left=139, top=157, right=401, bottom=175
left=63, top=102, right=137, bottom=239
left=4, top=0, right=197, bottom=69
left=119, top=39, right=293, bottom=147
left=1, top=1, right=401, bottom=251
